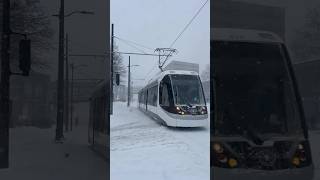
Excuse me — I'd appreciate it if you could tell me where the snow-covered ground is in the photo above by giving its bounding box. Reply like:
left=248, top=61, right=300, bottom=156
left=0, top=122, right=107, bottom=179
left=110, top=102, right=210, bottom=180
left=309, top=130, right=320, bottom=179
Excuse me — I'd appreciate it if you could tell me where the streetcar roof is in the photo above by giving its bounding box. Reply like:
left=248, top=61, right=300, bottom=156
left=139, top=70, right=199, bottom=93
left=211, top=28, right=283, bottom=43
left=151, top=70, right=199, bottom=82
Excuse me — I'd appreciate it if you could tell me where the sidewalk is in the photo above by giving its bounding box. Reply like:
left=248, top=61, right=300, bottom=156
left=0, top=125, right=107, bottom=180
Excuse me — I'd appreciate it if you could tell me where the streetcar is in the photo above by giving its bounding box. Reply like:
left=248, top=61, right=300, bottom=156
left=88, top=80, right=108, bottom=159
left=138, top=70, right=208, bottom=127
left=211, top=28, right=314, bottom=180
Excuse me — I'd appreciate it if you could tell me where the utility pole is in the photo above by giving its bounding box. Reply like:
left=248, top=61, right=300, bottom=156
left=0, top=0, right=11, bottom=168
left=64, top=33, right=69, bottom=132
left=110, top=24, right=114, bottom=114
left=56, top=0, right=65, bottom=142
left=70, top=63, right=74, bottom=131
left=127, top=56, right=131, bottom=107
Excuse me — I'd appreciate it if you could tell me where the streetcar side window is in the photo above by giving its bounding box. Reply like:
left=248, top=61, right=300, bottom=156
left=146, top=86, right=158, bottom=106
left=159, top=75, right=174, bottom=107
left=147, top=88, right=152, bottom=105
left=145, top=90, right=148, bottom=105
left=153, top=86, right=158, bottom=106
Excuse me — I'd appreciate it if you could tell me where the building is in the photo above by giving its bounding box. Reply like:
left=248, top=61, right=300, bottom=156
left=10, top=71, right=53, bottom=128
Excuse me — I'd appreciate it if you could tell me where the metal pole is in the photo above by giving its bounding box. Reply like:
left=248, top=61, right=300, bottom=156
left=0, top=0, right=11, bottom=168
left=65, top=33, right=69, bottom=132
left=127, top=56, right=131, bottom=107
left=70, top=63, right=74, bottom=131
left=111, top=24, right=114, bottom=114
left=56, top=0, right=65, bottom=141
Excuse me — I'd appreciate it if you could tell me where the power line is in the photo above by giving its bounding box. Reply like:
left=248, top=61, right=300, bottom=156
left=114, top=36, right=154, bottom=51
left=169, top=0, right=208, bottom=48
left=69, top=52, right=170, bottom=57
left=114, top=37, right=148, bottom=54
left=144, top=62, right=159, bottom=79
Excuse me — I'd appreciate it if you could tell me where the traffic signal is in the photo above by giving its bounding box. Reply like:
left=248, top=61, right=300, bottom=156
left=116, top=73, right=120, bottom=85
left=19, top=39, right=31, bottom=76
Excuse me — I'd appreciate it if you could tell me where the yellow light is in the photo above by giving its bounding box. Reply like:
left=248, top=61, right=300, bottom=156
left=292, top=157, right=300, bottom=166
left=228, top=158, right=238, bottom=168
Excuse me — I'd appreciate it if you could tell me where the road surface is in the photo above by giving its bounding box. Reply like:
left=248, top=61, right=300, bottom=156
left=110, top=102, right=210, bottom=180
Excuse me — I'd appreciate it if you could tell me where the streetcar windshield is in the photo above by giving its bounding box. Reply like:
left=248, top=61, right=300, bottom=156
left=212, top=41, right=303, bottom=137
left=170, top=74, right=206, bottom=106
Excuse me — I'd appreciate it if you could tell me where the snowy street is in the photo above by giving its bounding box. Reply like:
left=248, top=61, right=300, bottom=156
left=110, top=101, right=320, bottom=180
left=0, top=120, right=107, bottom=180
left=110, top=102, right=210, bottom=180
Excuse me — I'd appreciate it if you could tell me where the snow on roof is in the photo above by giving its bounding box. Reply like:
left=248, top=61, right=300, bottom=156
left=211, top=28, right=283, bottom=43
left=144, top=70, right=199, bottom=88
left=163, top=60, right=199, bottom=73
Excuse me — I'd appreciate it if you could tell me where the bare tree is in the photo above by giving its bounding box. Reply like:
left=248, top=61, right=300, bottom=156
left=0, top=0, right=54, bottom=71
left=291, top=4, right=320, bottom=62
left=200, top=64, right=210, bottom=82
left=113, top=43, right=127, bottom=85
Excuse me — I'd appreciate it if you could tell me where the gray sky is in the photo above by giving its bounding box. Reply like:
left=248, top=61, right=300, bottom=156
left=36, top=0, right=319, bottom=82
left=111, top=0, right=210, bottom=86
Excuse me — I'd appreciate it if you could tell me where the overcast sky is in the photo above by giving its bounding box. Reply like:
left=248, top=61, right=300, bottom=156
left=111, top=0, right=210, bottom=86
left=36, top=0, right=320, bottom=83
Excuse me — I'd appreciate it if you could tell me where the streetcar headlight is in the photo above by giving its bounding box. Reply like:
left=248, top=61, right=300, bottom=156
left=174, top=106, right=183, bottom=115
left=291, top=141, right=312, bottom=168
left=292, top=157, right=301, bottom=166
left=212, top=142, right=239, bottom=168
left=213, top=143, right=223, bottom=153
left=201, top=106, right=207, bottom=114
left=197, top=106, right=207, bottom=115
left=228, top=158, right=238, bottom=168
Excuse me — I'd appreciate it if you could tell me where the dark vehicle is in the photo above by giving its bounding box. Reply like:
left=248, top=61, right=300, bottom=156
left=211, top=28, right=314, bottom=180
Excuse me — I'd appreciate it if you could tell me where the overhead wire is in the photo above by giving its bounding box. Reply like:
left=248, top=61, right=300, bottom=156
left=169, top=0, right=209, bottom=48
left=114, top=37, right=148, bottom=54
left=114, top=36, right=154, bottom=51
left=161, top=0, right=209, bottom=68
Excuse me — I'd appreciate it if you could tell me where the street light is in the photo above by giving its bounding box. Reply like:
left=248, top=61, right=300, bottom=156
left=127, top=56, right=139, bottom=107
left=55, top=0, right=94, bottom=142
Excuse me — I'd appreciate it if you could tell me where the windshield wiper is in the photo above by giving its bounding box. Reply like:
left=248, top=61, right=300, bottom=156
left=231, top=117, right=265, bottom=145
left=186, top=102, right=193, bottom=107
left=243, top=127, right=264, bottom=145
